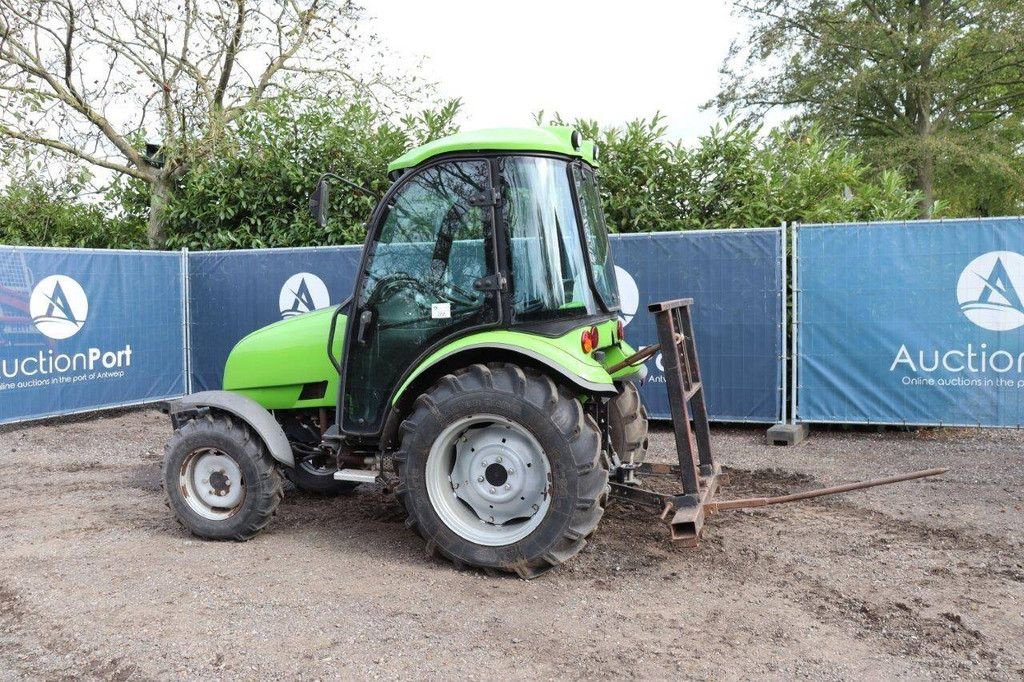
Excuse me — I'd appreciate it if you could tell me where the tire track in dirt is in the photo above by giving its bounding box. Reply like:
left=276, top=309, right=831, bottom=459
left=701, top=496, right=1020, bottom=677
left=583, top=466, right=1023, bottom=679
left=0, top=581, right=144, bottom=681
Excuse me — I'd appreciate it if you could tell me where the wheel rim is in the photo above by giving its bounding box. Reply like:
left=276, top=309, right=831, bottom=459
left=179, top=448, right=245, bottom=521
left=425, top=415, right=552, bottom=547
left=298, top=454, right=333, bottom=477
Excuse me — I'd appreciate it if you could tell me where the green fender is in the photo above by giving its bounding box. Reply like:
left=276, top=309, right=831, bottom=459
left=393, top=319, right=640, bottom=405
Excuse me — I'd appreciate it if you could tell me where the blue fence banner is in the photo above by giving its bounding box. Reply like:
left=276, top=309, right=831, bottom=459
left=188, top=246, right=361, bottom=391
left=0, top=247, right=186, bottom=424
left=796, top=217, right=1024, bottom=426
left=0, top=230, right=785, bottom=425
left=611, top=230, right=784, bottom=422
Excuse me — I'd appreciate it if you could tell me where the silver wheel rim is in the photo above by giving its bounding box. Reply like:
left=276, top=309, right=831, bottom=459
left=179, top=448, right=245, bottom=521
left=426, top=415, right=552, bottom=547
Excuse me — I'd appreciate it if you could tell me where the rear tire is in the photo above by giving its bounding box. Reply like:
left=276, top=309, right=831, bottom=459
left=162, top=413, right=283, bottom=541
left=394, top=363, right=607, bottom=578
left=608, top=382, right=649, bottom=464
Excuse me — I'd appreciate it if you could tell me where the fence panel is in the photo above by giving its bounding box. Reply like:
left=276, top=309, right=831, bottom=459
left=186, top=232, right=784, bottom=422
left=0, top=230, right=786, bottom=425
left=187, top=246, right=361, bottom=391
left=611, top=229, right=784, bottom=422
left=0, top=247, right=186, bottom=424
left=796, top=217, right=1024, bottom=426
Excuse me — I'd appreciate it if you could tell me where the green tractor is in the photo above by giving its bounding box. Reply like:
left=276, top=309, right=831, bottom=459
left=162, top=127, right=650, bottom=577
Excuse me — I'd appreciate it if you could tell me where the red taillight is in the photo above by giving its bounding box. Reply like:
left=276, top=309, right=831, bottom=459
left=617, top=319, right=625, bottom=341
left=580, top=326, right=599, bottom=353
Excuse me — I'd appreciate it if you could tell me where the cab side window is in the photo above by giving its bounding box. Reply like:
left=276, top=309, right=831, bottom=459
left=344, top=160, right=497, bottom=431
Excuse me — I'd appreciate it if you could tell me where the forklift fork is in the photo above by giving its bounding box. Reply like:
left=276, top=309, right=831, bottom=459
left=608, top=298, right=946, bottom=545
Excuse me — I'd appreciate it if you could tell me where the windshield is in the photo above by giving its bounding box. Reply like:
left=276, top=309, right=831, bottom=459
left=572, top=164, right=620, bottom=311
left=500, top=156, right=599, bottom=322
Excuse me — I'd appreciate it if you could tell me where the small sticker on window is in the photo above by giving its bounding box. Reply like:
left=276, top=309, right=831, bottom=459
left=431, top=303, right=451, bottom=319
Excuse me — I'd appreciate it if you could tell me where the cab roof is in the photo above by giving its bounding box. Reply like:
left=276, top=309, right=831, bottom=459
left=387, top=126, right=599, bottom=174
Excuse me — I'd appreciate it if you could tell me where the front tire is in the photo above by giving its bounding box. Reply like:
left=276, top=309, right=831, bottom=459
left=394, top=363, right=607, bottom=578
left=162, top=413, right=283, bottom=541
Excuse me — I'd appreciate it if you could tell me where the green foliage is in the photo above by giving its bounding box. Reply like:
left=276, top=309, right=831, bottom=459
left=0, top=169, right=144, bottom=248
left=716, top=0, right=1024, bottom=216
left=111, top=97, right=462, bottom=250
left=541, top=113, right=923, bottom=232
left=8, top=101, right=925, bottom=251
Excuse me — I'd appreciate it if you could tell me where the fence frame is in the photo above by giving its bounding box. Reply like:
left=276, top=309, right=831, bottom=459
left=612, top=226, right=787, bottom=424
left=779, top=222, right=787, bottom=424
left=0, top=244, right=190, bottom=425
left=793, top=215, right=1024, bottom=428
left=3, top=228, right=789, bottom=425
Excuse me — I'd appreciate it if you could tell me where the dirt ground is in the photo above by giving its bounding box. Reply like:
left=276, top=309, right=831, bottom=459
left=0, top=409, right=1022, bottom=681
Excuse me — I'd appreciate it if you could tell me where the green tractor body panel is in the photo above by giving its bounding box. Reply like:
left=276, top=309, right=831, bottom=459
left=222, top=307, right=343, bottom=409
left=388, top=127, right=599, bottom=174
left=220, top=307, right=642, bottom=415
left=393, top=318, right=640, bottom=405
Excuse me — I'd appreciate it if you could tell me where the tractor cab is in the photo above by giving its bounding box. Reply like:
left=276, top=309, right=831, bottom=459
left=305, top=128, right=632, bottom=441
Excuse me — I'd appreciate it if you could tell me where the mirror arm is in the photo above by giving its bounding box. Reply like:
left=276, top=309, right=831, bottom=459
left=318, top=172, right=381, bottom=201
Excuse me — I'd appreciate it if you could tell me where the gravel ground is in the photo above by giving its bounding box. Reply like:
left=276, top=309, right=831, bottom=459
left=0, top=409, right=1022, bottom=680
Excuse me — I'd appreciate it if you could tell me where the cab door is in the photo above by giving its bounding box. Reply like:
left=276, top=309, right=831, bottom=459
left=339, top=159, right=500, bottom=435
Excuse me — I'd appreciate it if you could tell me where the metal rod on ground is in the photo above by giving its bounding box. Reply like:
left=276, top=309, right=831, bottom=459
left=705, top=467, right=948, bottom=513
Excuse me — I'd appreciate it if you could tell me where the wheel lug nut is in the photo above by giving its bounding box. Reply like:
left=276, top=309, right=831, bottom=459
left=504, top=484, right=511, bottom=490
left=507, top=469, right=515, bottom=476
left=496, top=456, right=503, bottom=463
left=477, top=476, right=484, bottom=483
left=489, top=487, right=496, bottom=493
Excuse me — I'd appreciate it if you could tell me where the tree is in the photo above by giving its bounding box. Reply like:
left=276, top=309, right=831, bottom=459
left=0, top=0, right=410, bottom=246
left=0, top=160, right=143, bottom=248
left=109, top=96, right=462, bottom=250
left=712, top=0, right=1024, bottom=217
left=540, top=113, right=923, bottom=232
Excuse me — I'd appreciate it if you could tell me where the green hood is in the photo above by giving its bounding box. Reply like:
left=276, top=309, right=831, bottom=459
left=223, top=306, right=344, bottom=409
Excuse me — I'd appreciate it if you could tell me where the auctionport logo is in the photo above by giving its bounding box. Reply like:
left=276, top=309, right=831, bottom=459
left=2, top=273, right=133, bottom=387
left=956, top=251, right=1024, bottom=332
left=279, top=273, right=330, bottom=319
left=30, top=275, right=88, bottom=340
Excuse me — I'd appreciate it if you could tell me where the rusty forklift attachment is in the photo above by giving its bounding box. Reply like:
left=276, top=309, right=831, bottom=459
left=607, top=298, right=948, bottom=546
left=704, top=467, right=948, bottom=513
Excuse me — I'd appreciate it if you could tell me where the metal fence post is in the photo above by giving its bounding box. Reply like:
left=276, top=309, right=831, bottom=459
left=790, top=223, right=799, bottom=423
left=180, top=247, right=192, bottom=395
left=780, top=222, right=787, bottom=423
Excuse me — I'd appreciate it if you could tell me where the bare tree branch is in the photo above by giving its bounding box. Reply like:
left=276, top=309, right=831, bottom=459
left=0, top=0, right=399, bottom=245
left=0, top=124, right=148, bottom=179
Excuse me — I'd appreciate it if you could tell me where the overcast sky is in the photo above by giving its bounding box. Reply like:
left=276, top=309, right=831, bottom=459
left=361, top=0, right=742, bottom=142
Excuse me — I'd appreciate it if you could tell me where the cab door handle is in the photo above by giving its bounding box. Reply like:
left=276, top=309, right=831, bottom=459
left=357, top=309, right=374, bottom=344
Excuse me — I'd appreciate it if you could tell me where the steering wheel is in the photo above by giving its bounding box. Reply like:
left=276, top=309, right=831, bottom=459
left=365, top=272, right=480, bottom=310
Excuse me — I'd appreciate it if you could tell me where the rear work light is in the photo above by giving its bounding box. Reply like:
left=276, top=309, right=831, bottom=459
left=581, top=326, right=600, bottom=354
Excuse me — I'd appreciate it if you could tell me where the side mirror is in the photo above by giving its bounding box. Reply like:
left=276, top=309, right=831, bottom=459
left=309, top=179, right=330, bottom=228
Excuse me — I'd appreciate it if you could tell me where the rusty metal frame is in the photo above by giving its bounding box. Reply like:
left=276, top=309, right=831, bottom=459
left=608, top=297, right=947, bottom=546
left=609, top=298, right=726, bottom=544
